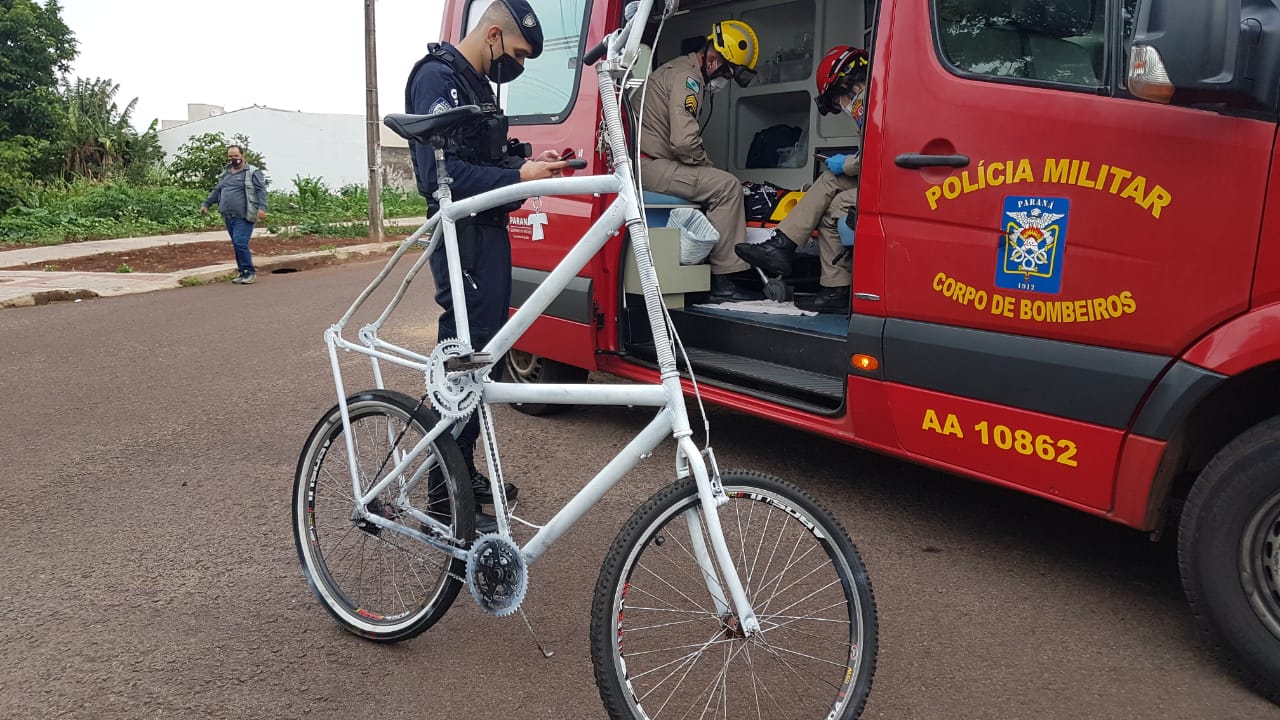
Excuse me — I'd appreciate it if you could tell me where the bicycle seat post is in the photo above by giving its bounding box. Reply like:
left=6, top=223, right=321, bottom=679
left=431, top=133, right=452, bottom=206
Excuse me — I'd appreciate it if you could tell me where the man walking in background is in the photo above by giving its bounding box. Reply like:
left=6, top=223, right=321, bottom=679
left=200, top=144, right=268, bottom=285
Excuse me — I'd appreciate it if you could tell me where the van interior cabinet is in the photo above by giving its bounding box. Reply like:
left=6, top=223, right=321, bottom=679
left=648, top=0, right=866, bottom=189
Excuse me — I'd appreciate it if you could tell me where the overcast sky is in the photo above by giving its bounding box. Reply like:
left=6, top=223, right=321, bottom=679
left=59, top=0, right=446, bottom=129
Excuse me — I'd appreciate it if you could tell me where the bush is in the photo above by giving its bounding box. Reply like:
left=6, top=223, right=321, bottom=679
left=0, top=175, right=427, bottom=245
left=168, top=132, right=268, bottom=190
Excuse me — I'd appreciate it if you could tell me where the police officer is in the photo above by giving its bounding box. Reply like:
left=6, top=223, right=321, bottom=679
left=639, top=20, right=763, bottom=302
left=407, top=0, right=567, bottom=532
left=736, top=46, right=870, bottom=313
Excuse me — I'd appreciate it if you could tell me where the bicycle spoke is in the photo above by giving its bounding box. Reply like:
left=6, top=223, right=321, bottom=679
left=622, top=615, right=718, bottom=635
left=633, top=561, right=715, bottom=618
left=296, top=395, right=465, bottom=636
left=600, top=483, right=872, bottom=720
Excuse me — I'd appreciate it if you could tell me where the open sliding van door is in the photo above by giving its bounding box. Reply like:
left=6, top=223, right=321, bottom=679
left=447, top=0, right=613, bottom=378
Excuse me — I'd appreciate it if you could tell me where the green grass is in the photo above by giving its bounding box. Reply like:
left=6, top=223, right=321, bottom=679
left=0, top=177, right=426, bottom=246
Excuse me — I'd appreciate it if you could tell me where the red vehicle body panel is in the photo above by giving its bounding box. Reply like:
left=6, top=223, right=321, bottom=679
left=1183, top=302, right=1280, bottom=377
left=438, top=0, right=1280, bottom=535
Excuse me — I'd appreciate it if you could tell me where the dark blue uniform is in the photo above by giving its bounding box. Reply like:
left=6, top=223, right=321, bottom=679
left=407, top=42, right=521, bottom=472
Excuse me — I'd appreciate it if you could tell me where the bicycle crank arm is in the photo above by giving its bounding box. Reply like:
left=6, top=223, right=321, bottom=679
left=444, top=352, right=494, bottom=372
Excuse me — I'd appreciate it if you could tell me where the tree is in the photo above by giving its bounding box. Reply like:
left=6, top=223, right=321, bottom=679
left=58, top=77, right=163, bottom=181
left=0, top=0, right=76, bottom=138
left=0, top=1, right=76, bottom=211
left=168, top=132, right=268, bottom=190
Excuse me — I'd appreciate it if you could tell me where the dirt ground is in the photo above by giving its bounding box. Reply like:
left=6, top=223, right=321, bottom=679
left=0, top=234, right=399, bottom=273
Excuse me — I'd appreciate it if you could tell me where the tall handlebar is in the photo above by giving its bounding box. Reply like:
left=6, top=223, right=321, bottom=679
left=582, top=39, right=609, bottom=66
left=581, top=0, right=658, bottom=67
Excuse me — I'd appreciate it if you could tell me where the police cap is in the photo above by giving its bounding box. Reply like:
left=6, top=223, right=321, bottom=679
left=496, top=0, right=544, bottom=59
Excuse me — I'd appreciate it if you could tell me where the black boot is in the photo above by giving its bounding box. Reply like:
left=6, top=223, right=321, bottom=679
left=470, top=470, right=518, bottom=505
left=427, top=468, right=503, bottom=537
left=735, top=230, right=796, bottom=277
left=802, top=286, right=851, bottom=314
left=710, top=273, right=765, bottom=302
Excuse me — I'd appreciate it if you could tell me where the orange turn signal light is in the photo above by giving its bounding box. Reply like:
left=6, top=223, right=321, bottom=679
left=851, top=354, right=879, bottom=372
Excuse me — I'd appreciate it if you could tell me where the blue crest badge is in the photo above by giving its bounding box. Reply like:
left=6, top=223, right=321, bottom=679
left=996, top=196, right=1069, bottom=295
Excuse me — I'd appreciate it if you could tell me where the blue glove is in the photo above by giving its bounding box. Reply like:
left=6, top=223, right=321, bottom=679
left=825, top=154, right=848, bottom=175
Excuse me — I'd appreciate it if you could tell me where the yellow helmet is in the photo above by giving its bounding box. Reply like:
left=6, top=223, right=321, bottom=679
left=707, top=20, right=760, bottom=86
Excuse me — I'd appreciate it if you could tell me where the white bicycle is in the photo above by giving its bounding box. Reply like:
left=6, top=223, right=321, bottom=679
left=291, top=2, right=877, bottom=717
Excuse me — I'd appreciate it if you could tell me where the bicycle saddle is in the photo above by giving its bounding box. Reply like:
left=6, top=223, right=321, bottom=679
left=384, top=106, right=483, bottom=142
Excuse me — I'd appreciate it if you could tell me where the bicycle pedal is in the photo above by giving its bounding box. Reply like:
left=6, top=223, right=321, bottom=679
left=444, top=352, right=494, bottom=372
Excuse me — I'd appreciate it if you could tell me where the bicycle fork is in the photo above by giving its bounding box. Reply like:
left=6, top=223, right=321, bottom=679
left=588, top=59, right=761, bottom=634
left=675, top=433, right=762, bottom=636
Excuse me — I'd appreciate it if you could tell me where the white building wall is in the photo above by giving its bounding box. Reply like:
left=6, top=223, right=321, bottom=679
left=158, top=106, right=401, bottom=191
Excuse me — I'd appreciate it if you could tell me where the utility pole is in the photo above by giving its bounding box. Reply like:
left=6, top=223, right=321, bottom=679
left=363, top=0, right=384, bottom=242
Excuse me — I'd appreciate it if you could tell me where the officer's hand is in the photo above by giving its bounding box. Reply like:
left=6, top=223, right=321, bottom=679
left=200, top=206, right=208, bottom=216
left=533, top=150, right=561, bottom=163
left=825, top=154, right=848, bottom=175
left=257, top=209, right=267, bottom=221
left=520, top=160, right=569, bottom=181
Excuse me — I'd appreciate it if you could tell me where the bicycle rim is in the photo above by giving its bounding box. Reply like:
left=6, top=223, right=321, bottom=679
left=293, top=391, right=470, bottom=641
left=595, top=473, right=875, bottom=720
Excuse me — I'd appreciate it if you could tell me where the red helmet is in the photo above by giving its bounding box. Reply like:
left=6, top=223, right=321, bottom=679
left=815, top=46, right=869, bottom=115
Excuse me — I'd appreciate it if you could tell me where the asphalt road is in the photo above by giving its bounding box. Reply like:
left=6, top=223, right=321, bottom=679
left=1, top=259, right=1276, bottom=720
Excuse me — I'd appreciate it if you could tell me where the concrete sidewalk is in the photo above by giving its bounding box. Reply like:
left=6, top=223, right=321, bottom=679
left=0, top=219, right=427, bottom=309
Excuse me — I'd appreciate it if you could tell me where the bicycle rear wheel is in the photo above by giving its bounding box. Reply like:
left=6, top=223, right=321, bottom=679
left=591, top=470, right=877, bottom=720
left=292, top=389, right=475, bottom=642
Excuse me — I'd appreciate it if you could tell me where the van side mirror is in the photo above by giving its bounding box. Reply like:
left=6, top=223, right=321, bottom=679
left=1128, top=0, right=1280, bottom=112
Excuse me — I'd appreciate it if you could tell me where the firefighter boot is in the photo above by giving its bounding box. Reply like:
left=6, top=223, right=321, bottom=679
left=806, top=285, right=851, bottom=314
left=735, top=230, right=796, bottom=277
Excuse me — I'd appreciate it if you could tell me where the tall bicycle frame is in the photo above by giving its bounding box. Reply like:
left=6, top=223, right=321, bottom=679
left=320, top=9, right=761, bottom=634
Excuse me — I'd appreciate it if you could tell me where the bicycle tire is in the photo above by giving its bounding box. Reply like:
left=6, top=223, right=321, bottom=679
left=591, top=470, right=877, bottom=720
left=292, top=389, right=475, bottom=642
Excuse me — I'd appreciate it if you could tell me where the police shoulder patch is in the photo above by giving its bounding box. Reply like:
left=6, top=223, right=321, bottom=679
left=429, top=97, right=452, bottom=115
left=684, top=93, right=699, bottom=116
left=685, top=76, right=701, bottom=94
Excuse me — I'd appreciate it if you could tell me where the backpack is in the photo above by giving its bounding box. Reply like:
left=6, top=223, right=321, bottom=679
left=741, top=180, right=790, bottom=222
left=746, top=124, right=803, bottom=169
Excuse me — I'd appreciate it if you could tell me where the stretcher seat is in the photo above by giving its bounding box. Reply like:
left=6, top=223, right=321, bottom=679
left=641, top=190, right=698, bottom=227
left=623, top=226, right=710, bottom=309
left=839, top=219, right=855, bottom=248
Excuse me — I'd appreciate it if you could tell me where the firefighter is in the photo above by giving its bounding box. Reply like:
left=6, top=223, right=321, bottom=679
left=406, top=0, right=568, bottom=533
left=736, top=46, right=870, bottom=313
left=639, top=20, right=763, bottom=302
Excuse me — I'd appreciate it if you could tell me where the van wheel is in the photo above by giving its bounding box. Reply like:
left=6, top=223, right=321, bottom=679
left=1179, top=415, right=1280, bottom=703
left=496, top=349, right=588, bottom=417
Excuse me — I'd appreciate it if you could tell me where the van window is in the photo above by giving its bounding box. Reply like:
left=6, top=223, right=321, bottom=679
left=934, top=0, right=1106, bottom=88
left=465, top=0, right=591, bottom=121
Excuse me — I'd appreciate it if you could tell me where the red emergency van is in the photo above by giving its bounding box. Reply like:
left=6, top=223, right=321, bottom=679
left=437, top=0, right=1280, bottom=700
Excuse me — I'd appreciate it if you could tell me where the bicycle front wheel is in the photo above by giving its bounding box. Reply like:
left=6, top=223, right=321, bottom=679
left=292, top=389, right=475, bottom=642
left=591, top=470, right=877, bottom=720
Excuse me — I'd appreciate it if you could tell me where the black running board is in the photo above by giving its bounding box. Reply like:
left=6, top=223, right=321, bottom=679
left=627, top=343, right=846, bottom=414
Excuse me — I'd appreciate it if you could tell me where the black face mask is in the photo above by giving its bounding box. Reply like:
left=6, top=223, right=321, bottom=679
left=228, top=158, right=243, bottom=168
left=486, top=33, right=524, bottom=84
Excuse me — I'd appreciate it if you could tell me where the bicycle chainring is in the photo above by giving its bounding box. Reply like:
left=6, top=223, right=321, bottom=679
left=466, top=533, right=528, bottom=617
left=426, top=338, right=483, bottom=420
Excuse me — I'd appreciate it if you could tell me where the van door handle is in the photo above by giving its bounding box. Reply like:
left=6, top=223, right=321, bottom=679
left=895, top=153, right=970, bottom=169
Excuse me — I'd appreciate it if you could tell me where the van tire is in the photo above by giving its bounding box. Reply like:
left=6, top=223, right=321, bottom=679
left=1179, top=415, right=1280, bottom=704
left=495, top=349, right=588, bottom=416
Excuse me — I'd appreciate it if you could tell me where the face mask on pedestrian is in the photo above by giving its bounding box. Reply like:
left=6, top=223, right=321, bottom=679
left=228, top=157, right=242, bottom=168
left=487, top=32, right=524, bottom=84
